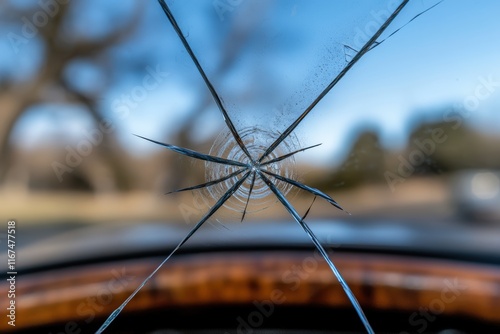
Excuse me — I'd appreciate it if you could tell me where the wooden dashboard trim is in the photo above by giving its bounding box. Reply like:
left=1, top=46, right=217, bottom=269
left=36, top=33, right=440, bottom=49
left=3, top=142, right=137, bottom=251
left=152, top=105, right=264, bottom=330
left=1, top=251, right=499, bottom=331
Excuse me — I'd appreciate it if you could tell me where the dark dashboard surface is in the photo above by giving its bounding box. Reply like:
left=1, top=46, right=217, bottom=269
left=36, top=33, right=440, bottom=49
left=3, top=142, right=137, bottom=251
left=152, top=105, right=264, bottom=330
left=7, top=219, right=500, bottom=274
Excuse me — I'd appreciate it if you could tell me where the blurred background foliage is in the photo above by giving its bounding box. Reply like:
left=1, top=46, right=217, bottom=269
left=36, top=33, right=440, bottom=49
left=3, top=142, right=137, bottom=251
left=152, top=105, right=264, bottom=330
left=0, top=0, right=499, bottom=225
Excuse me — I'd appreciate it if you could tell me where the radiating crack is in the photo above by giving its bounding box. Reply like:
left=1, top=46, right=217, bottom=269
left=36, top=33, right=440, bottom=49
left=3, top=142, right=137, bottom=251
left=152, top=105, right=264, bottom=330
left=93, top=1, right=443, bottom=333
left=203, top=127, right=300, bottom=215
left=342, top=0, right=445, bottom=61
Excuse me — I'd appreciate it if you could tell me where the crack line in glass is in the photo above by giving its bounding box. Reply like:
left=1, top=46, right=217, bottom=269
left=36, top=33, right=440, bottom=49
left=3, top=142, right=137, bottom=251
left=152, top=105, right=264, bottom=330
left=93, top=1, right=446, bottom=333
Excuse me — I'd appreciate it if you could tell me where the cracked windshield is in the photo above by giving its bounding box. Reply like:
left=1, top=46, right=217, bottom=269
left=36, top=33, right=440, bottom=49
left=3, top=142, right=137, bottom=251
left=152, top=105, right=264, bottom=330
left=0, top=1, right=499, bottom=333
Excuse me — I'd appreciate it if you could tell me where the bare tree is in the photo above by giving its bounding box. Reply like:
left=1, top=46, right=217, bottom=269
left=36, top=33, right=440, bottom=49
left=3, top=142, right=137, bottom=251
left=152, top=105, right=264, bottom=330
left=162, top=1, right=271, bottom=191
left=0, top=1, right=144, bottom=191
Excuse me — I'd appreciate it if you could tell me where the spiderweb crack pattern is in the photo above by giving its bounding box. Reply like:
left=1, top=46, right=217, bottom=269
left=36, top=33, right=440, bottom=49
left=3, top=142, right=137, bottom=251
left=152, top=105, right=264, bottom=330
left=94, top=1, right=446, bottom=333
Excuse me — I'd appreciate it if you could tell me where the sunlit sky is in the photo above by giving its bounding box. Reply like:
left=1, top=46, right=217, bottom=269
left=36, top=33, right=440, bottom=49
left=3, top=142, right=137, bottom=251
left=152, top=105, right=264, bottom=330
left=3, top=0, right=500, bottom=166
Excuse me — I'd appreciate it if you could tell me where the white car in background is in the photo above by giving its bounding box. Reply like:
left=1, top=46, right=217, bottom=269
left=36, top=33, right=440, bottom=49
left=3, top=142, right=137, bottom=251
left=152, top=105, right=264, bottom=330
left=452, top=170, right=500, bottom=222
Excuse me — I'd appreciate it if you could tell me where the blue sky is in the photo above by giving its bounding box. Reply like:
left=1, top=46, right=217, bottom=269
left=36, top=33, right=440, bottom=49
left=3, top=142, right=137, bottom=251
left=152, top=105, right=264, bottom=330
left=5, top=0, right=500, bottom=166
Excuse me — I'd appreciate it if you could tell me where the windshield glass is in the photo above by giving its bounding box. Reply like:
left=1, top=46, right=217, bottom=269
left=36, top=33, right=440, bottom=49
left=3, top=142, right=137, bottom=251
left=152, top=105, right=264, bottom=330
left=1, top=0, right=500, bottom=333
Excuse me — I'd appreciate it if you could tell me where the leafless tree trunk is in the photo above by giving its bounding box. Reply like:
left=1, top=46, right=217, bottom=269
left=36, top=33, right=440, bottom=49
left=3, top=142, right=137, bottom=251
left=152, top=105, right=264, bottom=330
left=0, top=1, right=144, bottom=191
